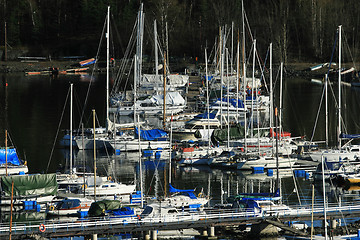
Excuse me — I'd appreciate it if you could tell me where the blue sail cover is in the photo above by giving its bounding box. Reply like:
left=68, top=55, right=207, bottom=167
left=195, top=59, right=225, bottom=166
left=0, top=148, right=21, bottom=166
left=340, top=133, right=360, bottom=139
left=195, top=112, right=216, bottom=119
left=134, top=127, right=168, bottom=140
left=235, top=189, right=281, bottom=201
left=169, top=184, right=197, bottom=199
left=217, top=98, right=245, bottom=108
left=110, top=207, right=135, bottom=217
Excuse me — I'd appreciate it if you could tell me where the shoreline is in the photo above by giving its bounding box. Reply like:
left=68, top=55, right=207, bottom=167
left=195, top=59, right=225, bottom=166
left=0, top=60, right=340, bottom=80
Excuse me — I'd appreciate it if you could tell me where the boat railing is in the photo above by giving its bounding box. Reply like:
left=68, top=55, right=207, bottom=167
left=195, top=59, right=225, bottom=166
left=2, top=202, right=360, bottom=235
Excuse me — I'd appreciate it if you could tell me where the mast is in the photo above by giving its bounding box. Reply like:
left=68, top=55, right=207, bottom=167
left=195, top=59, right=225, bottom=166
left=236, top=31, right=240, bottom=119
left=5, top=130, right=7, bottom=176
left=321, top=155, right=328, bottom=239
left=163, top=51, right=167, bottom=129
left=325, top=74, right=329, bottom=148
left=70, top=83, right=73, bottom=175
left=205, top=48, right=211, bottom=148
left=220, top=27, right=224, bottom=127
left=242, top=0, right=247, bottom=153
left=106, top=6, right=110, bottom=124
left=275, top=107, right=279, bottom=191
left=93, top=109, right=97, bottom=202
left=134, top=4, right=144, bottom=124
left=226, top=48, right=230, bottom=150
left=169, top=113, right=173, bottom=184
left=270, top=43, right=274, bottom=155
left=251, top=40, right=256, bottom=138
left=337, top=25, right=342, bottom=149
left=154, top=20, right=158, bottom=80
left=137, top=115, right=144, bottom=208
left=280, top=62, right=284, bottom=139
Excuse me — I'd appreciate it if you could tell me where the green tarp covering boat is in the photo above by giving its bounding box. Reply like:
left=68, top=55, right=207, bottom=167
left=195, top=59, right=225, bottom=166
left=1, top=173, right=58, bottom=198
left=88, top=200, right=123, bottom=217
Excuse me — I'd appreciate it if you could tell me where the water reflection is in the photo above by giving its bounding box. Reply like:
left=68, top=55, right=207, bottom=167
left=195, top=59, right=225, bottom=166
left=1, top=72, right=360, bottom=209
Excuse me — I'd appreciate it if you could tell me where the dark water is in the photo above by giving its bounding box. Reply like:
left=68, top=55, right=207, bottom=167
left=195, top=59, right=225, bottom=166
left=1, top=72, right=360, bottom=214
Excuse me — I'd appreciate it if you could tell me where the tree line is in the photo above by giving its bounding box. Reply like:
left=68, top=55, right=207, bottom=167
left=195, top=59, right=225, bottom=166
left=2, top=0, right=360, bottom=64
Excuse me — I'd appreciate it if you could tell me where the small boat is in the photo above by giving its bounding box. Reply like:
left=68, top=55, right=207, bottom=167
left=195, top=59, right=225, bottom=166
left=79, top=177, right=136, bottom=201
left=240, top=155, right=297, bottom=170
left=159, top=184, right=209, bottom=208
left=47, top=197, right=93, bottom=216
left=139, top=202, right=201, bottom=223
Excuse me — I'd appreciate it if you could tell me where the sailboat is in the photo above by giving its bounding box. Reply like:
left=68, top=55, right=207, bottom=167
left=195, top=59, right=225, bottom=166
left=309, top=25, right=360, bottom=163
left=109, top=6, right=187, bottom=117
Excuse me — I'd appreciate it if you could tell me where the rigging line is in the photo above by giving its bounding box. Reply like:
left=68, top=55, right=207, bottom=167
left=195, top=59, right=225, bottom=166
left=286, top=154, right=302, bottom=205
left=310, top=84, right=325, bottom=143
left=109, top=12, right=125, bottom=57
left=46, top=86, right=70, bottom=173
left=147, top=159, right=165, bottom=197
left=342, top=29, right=358, bottom=70
left=327, top=76, right=349, bottom=135
left=80, top=16, right=107, bottom=125
left=310, top=29, right=339, bottom=142
left=258, top=45, right=270, bottom=94
left=112, top=21, right=138, bottom=95
left=244, top=11, right=266, bottom=72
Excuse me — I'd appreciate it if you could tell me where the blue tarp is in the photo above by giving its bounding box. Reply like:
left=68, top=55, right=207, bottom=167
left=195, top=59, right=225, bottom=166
left=169, top=184, right=197, bottom=199
left=340, top=133, right=360, bottom=139
left=0, top=148, right=21, bottom=166
left=110, top=207, right=134, bottom=216
left=195, top=112, right=217, bottom=119
left=134, top=128, right=168, bottom=140
left=234, top=189, right=281, bottom=201
left=215, top=98, right=245, bottom=108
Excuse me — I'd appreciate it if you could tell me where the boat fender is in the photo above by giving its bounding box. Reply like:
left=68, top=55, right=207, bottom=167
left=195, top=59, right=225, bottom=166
left=39, top=224, right=46, bottom=232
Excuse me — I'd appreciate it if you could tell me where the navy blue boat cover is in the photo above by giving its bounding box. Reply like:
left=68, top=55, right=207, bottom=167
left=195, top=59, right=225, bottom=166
left=340, top=133, right=360, bottom=139
left=135, top=128, right=168, bottom=140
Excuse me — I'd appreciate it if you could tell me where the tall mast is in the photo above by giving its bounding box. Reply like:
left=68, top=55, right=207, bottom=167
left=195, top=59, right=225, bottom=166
left=154, top=20, right=158, bottom=80
left=226, top=48, right=230, bottom=150
left=220, top=27, right=224, bottom=127
left=270, top=43, right=274, bottom=155
left=106, top=6, right=110, bottom=124
left=163, top=52, right=167, bottom=129
left=325, top=73, right=329, bottom=148
left=205, top=48, right=211, bottom=148
left=242, top=0, right=247, bottom=153
left=137, top=115, right=144, bottom=208
left=70, top=83, right=73, bottom=175
left=236, top=31, right=240, bottom=119
left=251, top=40, right=256, bottom=138
left=5, top=130, right=7, bottom=176
left=93, top=109, right=97, bottom=202
left=337, top=25, right=342, bottom=149
left=280, top=62, right=284, bottom=139
left=134, top=4, right=144, bottom=124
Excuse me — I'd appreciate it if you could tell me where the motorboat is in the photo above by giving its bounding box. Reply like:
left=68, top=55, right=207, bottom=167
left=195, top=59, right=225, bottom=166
left=47, top=197, right=93, bottom=216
